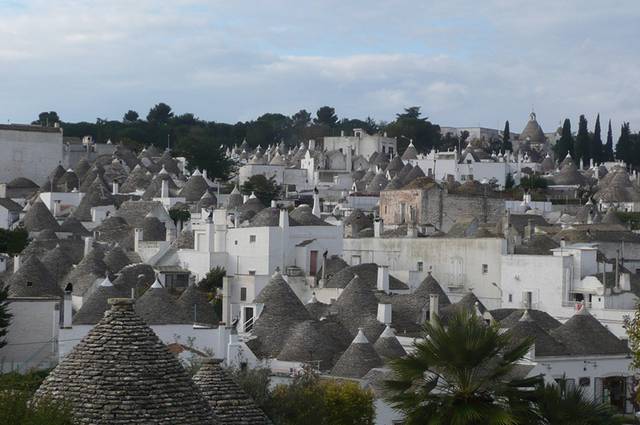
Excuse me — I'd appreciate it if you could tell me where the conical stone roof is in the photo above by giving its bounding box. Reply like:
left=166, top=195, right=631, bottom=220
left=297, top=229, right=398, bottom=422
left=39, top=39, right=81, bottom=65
left=401, top=142, right=418, bottom=160
left=142, top=215, right=166, bottom=241
left=104, top=244, right=132, bottom=274
left=331, top=329, right=383, bottom=378
left=59, top=216, right=91, bottom=236
left=73, top=277, right=129, bottom=325
left=135, top=280, right=192, bottom=325
left=193, top=358, right=270, bottom=424
left=120, top=164, right=152, bottom=193
left=63, top=246, right=108, bottom=297
left=5, top=255, right=63, bottom=298
left=41, top=244, right=75, bottom=285
left=72, top=176, right=115, bottom=221
left=401, top=164, right=425, bottom=185
left=196, top=191, right=217, bottom=211
left=519, top=112, right=546, bottom=146
left=331, top=275, right=384, bottom=341
left=22, top=200, right=60, bottom=233
left=373, top=325, right=406, bottom=359
left=34, top=298, right=216, bottom=424
left=277, top=319, right=350, bottom=370
left=178, top=284, right=219, bottom=326
left=251, top=272, right=311, bottom=357
left=74, top=158, right=92, bottom=181
left=180, top=173, right=210, bottom=202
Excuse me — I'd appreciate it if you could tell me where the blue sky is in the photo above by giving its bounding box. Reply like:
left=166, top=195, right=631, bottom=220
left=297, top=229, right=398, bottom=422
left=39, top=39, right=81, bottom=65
left=1, top=0, right=639, bottom=134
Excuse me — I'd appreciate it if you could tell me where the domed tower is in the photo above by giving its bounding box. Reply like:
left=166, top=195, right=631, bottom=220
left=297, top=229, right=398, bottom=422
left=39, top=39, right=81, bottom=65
left=516, top=112, right=548, bottom=154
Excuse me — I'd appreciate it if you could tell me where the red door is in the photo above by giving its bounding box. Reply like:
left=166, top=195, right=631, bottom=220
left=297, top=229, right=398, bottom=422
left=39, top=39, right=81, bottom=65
left=309, top=250, right=318, bottom=276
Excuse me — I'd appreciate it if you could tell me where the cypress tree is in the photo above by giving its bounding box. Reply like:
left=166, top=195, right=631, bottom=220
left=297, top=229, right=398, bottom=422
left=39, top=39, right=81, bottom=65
left=592, top=114, right=603, bottom=165
left=0, top=285, right=11, bottom=349
left=604, top=119, right=614, bottom=161
left=555, top=118, right=573, bottom=161
left=502, top=120, right=512, bottom=152
left=574, top=115, right=589, bottom=168
left=615, top=122, right=632, bottom=164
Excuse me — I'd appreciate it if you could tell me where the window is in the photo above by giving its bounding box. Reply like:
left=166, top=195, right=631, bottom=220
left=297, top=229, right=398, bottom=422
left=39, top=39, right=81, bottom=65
left=417, top=261, right=424, bottom=272
left=508, top=293, right=513, bottom=303
left=579, top=377, right=591, bottom=387
left=234, top=240, right=238, bottom=245
left=351, top=255, right=361, bottom=265
left=482, top=264, right=488, bottom=274
left=384, top=206, right=387, bottom=214
left=249, top=235, right=256, bottom=243
left=240, top=287, right=247, bottom=301
left=388, top=147, right=394, bottom=155
left=248, top=270, right=256, bottom=276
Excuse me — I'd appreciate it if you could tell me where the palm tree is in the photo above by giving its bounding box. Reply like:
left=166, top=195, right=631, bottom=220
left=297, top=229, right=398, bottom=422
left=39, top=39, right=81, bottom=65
left=533, top=382, right=625, bottom=425
left=384, top=310, right=541, bottom=425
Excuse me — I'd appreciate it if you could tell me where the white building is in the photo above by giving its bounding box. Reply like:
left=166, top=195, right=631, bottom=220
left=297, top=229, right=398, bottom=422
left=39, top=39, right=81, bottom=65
left=0, top=124, right=64, bottom=185
left=323, top=129, right=397, bottom=159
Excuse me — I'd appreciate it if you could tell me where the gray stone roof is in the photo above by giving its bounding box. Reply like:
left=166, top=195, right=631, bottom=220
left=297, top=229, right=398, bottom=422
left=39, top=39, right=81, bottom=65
left=401, top=164, right=425, bottom=185
left=22, top=200, right=60, bottom=233
left=4, top=256, right=63, bottom=298
left=179, top=173, right=210, bottom=202
left=196, top=191, right=217, bottom=212
left=73, top=277, right=129, bottom=325
left=414, top=273, right=451, bottom=305
left=396, top=163, right=413, bottom=182
left=513, top=234, right=559, bottom=255
left=142, top=215, right=166, bottom=241
left=141, top=173, right=179, bottom=200
left=552, top=162, right=586, bottom=186
left=72, top=176, right=115, bottom=221
left=277, top=319, right=350, bottom=370
left=247, top=207, right=291, bottom=227
left=250, top=272, right=312, bottom=357
left=34, top=228, right=58, bottom=241
left=550, top=307, right=630, bottom=356
left=316, top=255, right=348, bottom=283
left=305, top=295, right=330, bottom=319
left=387, top=155, right=404, bottom=173
left=324, top=263, right=408, bottom=290
left=120, top=164, right=152, bottom=193
left=373, top=325, right=406, bottom=360
left=59, top=216, right=91, bottom=236
left=331, top=329, right=383, bottom=378
left=330, top=275, right=385, bottom=341
left=94, top=216, right=134, bottom=250
left=78, top=166, right=105, bottom=193
left=73, top=158, right=91, bottom=181
left=505, top=311, right=570, bottom=357
left=158, top=151, right=181, bottom=175
left=0, top=198, right=22, bottom=212
left=41, top=164, right=66, bottom=190
left=63, top=246, right=108, bottom=297
left=289, top=204, right=330, bottom=226
left=112, top=263, right=156, bottom=294
left=21, top=237, right=85, bottom=264
left=401, top=142, right=418, bottom=161
left=34, top=298, right=215, bottom=424
left=104, top=244, right=133, bottom=274
left=115, top=200, right=165, bottom=228
left=135, top=281, right=192, bottom=325
left=178, top=284, right=219, bottom=326
left=495, top=308, right=561, bottom=331
left=226, top=187, right=243, bottom=209
left=365, top=172, right=388, bottom=194
left=56, top=169, right=79, bottom=192
left=193, top=358, right=271, bottom=424
left=41, top=244, right=75, bottom=285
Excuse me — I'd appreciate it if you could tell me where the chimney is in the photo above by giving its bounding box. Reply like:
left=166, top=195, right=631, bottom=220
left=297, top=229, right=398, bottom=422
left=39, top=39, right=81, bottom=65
left=13, top=255, right=20, bottom=273
left=377, top=303, right=392, bottom=325
left=63, top=283, right=73, bottom=328
left=53, top=200, right=61, bottom=217
left=377, top=264, right=389, bottom=293
left=0, top=256, right=5, bottom=273
left=312, top=187, right=321, bottom=218
left=271, top=200, right=277, bottom=208
left=279, top=208, right=289, bottom=228
left=83, top=236, right=93, bottom=256
left=134, top=228, right=143, bottom=252
left=243, top=194, right=249, bottom=203
left=165, top=226, right=176, bottom=242
left=429, top=294, right=439, bottom=325
left=160, top=179, right=169, bottom=198
left=560, top=238, right=566, bottom=249
left=374, top=218, right=384, bottom=238
left=112, top=181, right=119, bottom=195
left=525, top=219, right=534, bottom=241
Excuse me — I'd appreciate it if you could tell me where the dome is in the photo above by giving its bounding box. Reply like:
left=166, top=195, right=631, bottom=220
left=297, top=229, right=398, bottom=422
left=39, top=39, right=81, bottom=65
left=519, top=112, right=546, bottom=146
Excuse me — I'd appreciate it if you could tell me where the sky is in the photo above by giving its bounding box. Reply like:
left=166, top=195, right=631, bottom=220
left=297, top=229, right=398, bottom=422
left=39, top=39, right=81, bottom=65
left=1, top=0, right=639, bottom=133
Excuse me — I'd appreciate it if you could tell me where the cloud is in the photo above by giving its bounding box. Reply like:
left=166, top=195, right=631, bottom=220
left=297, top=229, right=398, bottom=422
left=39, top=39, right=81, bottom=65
left=0, top=0, right=639, bottom=134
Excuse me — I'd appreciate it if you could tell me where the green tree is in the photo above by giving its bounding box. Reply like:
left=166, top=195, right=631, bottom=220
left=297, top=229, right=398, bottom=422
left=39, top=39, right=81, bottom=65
left=314, top=106, right=339, bottom=127
left=123, top=110, right=139, bottom=123
left=241, top=175, right=280, bottom=206
left=505, top=173, right=515, bottom=190
left=384, top=106, right=441, bottom=154
left=292, top=109, right=311, bottom=128
left=169, top=205, right=191, bottom=229
left=0, top=285, right=11, bottom=349
left=555, top=118, right=573, bottom=162
left=591, top=114, right=603, bottom=165
left=146, top=102, right=174, bottom=125
left=574, top=115, right=589, bottom=168
left=520, top=175, right=548, bottom=190
left=502, top=120, right=512, bottom=152
left=269, top=366, right=374, bottom=425
left=175, top=127, right=235, bottom=180
left=604, top=119, right=615, bottom=162
left=384, top=310, right=540, bottom=425
left=32, top=111, right=60, bottom=127
left=197, top=266, right=226, bottom=293
left=532, top=382, right=624, bottom=425
left=0, top=227, right=29, bottom=255
left=615, top=122, right=632, bottom=164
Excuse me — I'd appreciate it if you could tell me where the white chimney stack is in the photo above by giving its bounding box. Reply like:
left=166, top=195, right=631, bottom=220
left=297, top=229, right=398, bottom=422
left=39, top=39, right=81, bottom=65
left=53, top=200, right=61, bottom=217
left=160, top=179, right=169, bottom=198
left=377, top=264, right=390, bottom=293
left=13, top=255, right=20, bottom=273
left=377, top=303, right=392, bottom=325
left=429, top=294, right=439, bottom=325
left=279, top=208, right=289, bottom=228
left=112, top=181, right=119, bottom=195
left=374, top=218, right=384, bottom=238
left=63, top=284, right=73, bottom=328
left=83, top=236, right=93, bottom=256
left=271, top=200, right=277, bottom=208
left=134, top=228, right=143, bottom=252
left=312, top=188, right=321, bottom=218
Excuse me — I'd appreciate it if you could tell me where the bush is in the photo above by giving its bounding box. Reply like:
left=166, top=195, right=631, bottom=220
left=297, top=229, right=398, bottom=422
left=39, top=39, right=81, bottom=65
left=0, top=390, right=73, bottom=425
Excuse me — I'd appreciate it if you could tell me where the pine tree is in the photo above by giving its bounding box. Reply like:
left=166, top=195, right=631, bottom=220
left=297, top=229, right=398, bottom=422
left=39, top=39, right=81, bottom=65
left=615, top=122, right=632, bottom=165
left=502, top=120, right=512, bottom=152
left=604, top=119, right=614, bottom=162
left=555, top=118, right=573, bottom=161
left=574, top=115, right=589, bottom=168
left=592, top=114, right=603, bottom=165
left=0, top=285, right=11, bottom=349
